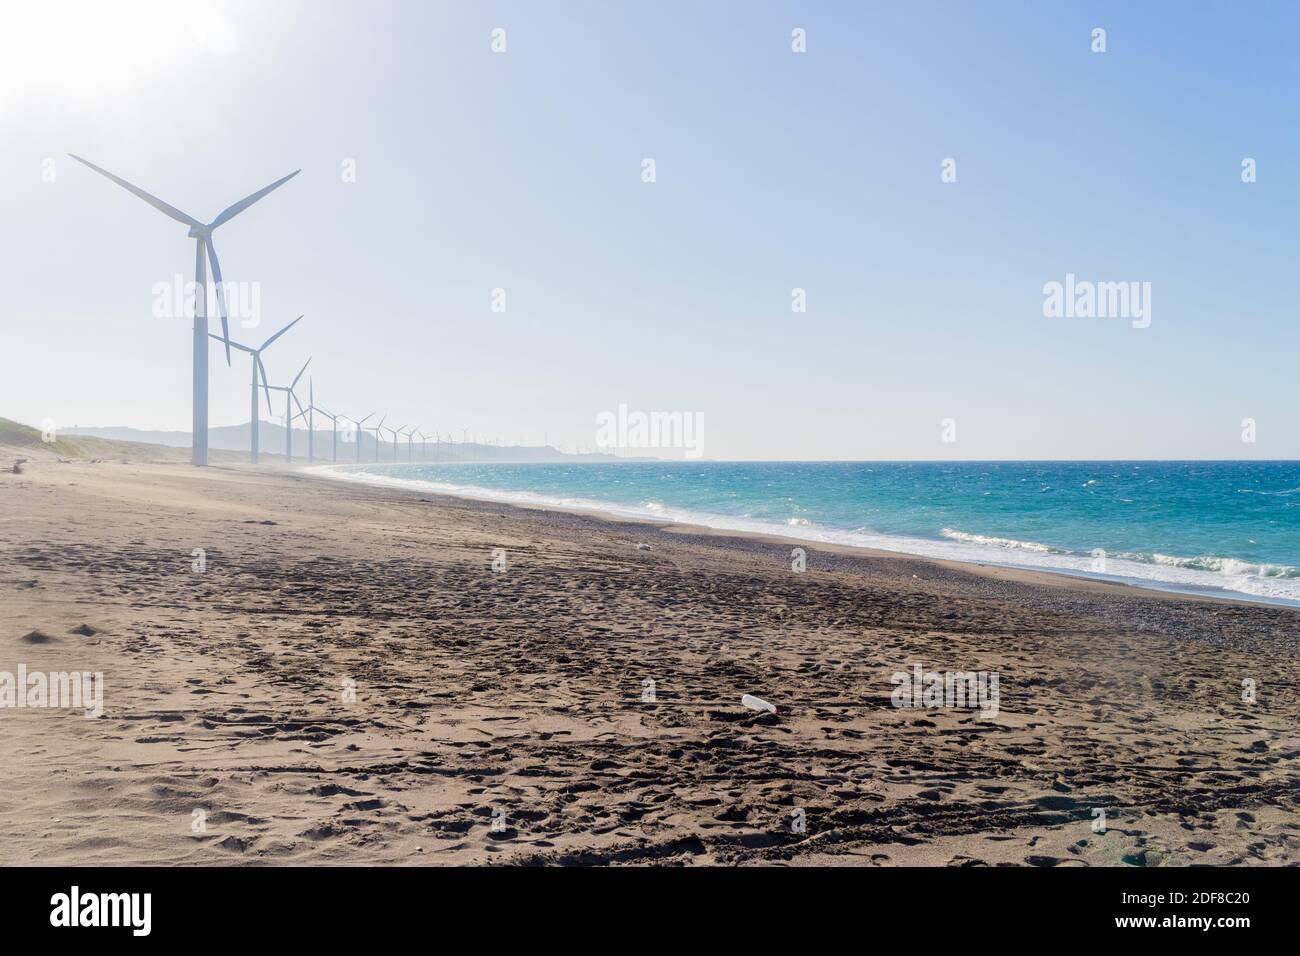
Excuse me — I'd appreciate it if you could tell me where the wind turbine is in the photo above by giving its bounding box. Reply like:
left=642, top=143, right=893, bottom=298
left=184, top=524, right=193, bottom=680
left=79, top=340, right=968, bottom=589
left=314, top=402, right=341, bottom=463
left=68, top=155, right=299, bottom=467
left=382, top=423, right=405, bottom=462
left=287, top=388, right=323, bottom=463
left=399, top=425, right=417, bottom=461
left=305, top=377, right=316, bottom=463
left=208, top=315, right=302, bottom=464
left=342, top=413, right=373, bottom=462
left=413, top=428, right=427, bottom=461
left=371, top=415, right=387, bottom=462
left=264, top=357, right=310, bottom=463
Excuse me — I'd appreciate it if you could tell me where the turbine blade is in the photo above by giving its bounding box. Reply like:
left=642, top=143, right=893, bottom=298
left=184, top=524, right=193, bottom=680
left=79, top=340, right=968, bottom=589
left=67, top=155, right=201, bottom=227
left=209, top=169, right=301, bottom=228
left=291, top=357, right=311, bottom=389
left=259, top=314, right=303, bottom=352
left=206, top=333, right=254, bottom=353
left=205, top=238, right=232, bottom=365
left=256, top=354, right=273, bottom=410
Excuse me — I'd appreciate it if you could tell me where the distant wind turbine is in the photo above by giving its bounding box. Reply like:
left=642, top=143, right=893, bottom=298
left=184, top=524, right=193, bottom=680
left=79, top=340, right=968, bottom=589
left=398, top=425, right=417, bottom=461
left=313, top=401, right=341, bottom=463
left=305, top=377, right=317, bottom=463
left=382, top=423, right=405, bottom=462
left=264, top=357, right=310, bottom=463
left=342, top=413, right=373, bottom=463
left=209, top=315, right=302, bottom=464
left=68, top=154, right=298, bottom=466
left=371, top=415, right=387, bottom=462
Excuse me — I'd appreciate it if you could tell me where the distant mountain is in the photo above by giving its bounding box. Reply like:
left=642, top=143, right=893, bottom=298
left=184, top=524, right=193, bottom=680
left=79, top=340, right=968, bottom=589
left=0, top=417, right=242, bottom=463
left=63, top=421, right=631, bottom=463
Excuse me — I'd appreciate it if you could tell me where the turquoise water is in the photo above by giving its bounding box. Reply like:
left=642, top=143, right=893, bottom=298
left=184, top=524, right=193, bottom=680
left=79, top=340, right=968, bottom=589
left=321, top=461, right=1300, bottom=605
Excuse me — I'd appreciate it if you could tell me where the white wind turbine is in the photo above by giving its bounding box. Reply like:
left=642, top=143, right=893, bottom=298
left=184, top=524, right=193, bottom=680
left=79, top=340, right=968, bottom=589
left=313, top=397, right=342, bottom=463
left=291, top=381, right=335, bottom=463
left=306, top=377, right=316, bottom=463
left=342, top=413, right=373, bottom=463
left=382, top=423, right=405, bottom=462
left=394, top=424, right=414, bottom=461
left=208, top=315, right=302, bottom=464
left=288, top=392, right=318, bottom=463
left=264, top=357, right=310, bottom=463
left=68, top=155, right=299, bottom=467
left=301, top=376, right=320, bottom=463
left=371, top=415, right=388, bottom=462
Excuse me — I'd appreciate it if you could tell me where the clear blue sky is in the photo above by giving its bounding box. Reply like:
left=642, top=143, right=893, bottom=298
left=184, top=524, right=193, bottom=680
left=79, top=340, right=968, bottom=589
left=1, top=0, right=1296, bottom=459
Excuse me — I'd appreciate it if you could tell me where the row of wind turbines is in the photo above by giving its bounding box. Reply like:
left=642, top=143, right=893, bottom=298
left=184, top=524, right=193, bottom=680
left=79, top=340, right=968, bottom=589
left=69, top=155, right=446, bottom=468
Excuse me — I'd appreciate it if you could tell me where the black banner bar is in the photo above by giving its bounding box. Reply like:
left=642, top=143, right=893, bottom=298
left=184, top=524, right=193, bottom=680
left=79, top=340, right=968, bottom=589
left=3, top=865, right=1277, bottom=941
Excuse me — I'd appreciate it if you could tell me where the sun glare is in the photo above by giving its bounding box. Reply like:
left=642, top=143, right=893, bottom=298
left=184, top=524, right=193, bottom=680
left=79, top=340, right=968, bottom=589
left=0, top=0, right=237, bottom=107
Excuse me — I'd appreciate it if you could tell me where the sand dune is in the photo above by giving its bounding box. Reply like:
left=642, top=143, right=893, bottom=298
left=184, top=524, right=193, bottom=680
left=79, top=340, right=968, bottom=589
left=1, top=458, right=1297, bottom=865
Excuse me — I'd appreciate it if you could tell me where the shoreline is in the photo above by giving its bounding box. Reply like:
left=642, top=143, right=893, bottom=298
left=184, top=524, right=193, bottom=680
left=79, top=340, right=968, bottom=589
left=307, top=463, right=1300, bottom=612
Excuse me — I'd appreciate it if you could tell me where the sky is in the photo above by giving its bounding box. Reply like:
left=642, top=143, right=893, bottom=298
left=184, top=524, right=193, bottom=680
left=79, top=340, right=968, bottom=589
left=1, top=0, right=1297, bottom=460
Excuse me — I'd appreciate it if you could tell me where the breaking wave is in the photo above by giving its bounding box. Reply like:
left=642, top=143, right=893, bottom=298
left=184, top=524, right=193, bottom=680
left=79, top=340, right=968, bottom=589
left=312, top=465, right=1300, bottom=606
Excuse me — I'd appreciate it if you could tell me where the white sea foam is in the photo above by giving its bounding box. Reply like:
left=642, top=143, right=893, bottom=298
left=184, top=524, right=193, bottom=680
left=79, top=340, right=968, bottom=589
left=310, top=466, right=1300, bottom=606
left=1118, top=551, right=1299, bottom=579
left=940, top=529, right=1058, bottom=553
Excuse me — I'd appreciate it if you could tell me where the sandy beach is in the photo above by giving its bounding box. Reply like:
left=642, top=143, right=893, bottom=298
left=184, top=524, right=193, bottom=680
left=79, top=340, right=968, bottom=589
left=2, top=456, right=1298, bottom=866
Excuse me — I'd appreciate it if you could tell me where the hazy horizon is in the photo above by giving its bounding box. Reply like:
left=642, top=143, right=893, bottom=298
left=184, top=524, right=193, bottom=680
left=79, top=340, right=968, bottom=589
left=26, top=418, right=1298, bottom=464
left=3, top=1, right=1297, bottom=460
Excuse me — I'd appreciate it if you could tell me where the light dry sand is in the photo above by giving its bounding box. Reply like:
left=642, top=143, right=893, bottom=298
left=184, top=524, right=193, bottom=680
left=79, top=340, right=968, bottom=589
left=1, top=458, right=1298, bottom=866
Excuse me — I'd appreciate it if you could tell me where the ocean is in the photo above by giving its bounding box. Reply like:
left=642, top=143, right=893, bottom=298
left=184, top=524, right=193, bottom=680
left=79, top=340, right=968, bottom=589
left=318, top=460, right=1300, bottom=606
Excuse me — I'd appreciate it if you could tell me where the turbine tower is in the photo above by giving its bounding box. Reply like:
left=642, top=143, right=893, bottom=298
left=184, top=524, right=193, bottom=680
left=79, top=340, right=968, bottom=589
left=208, top=315, right=302, bottom=464
left=371, top=415, right=387, bottom=462
left=264, top=357, right=310, bottom=463
left=314, top=403, right=341, bottom=463
left=399, top=425, right=417, bottom=461
left=342, top=413, right=373, bottom=463
left=306, top=377, right=316, bottom=463
left=383, top=423, right=405, bottom=462
left=68, top=155, right=298, bottom=466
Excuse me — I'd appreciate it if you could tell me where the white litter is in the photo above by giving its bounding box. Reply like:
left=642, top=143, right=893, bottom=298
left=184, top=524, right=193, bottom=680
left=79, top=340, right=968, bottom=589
left=741, top=694, right=777, bottom=714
